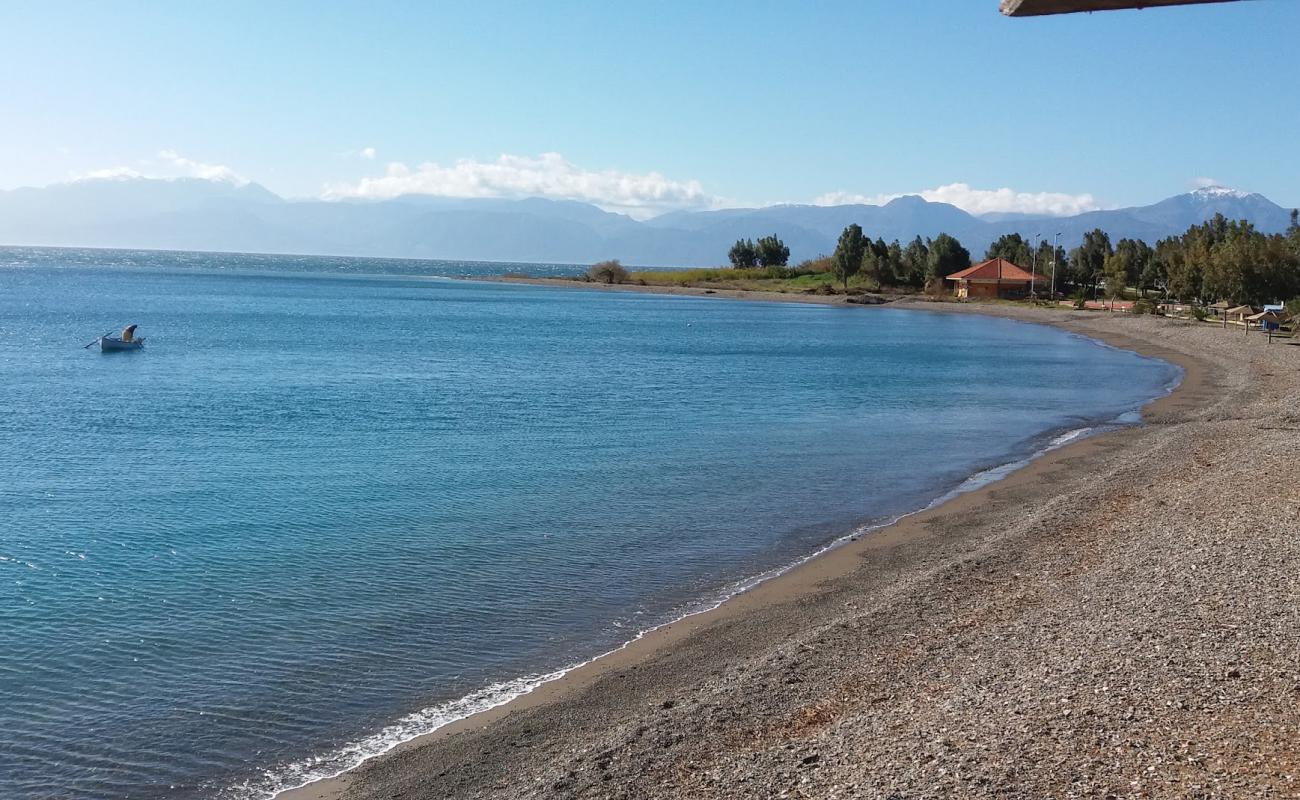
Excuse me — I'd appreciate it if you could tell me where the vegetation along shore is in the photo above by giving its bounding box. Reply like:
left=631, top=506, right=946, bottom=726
left=555, top=211, right=1300, bottom=325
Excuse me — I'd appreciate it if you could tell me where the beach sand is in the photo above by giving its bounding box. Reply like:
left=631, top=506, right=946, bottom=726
left=283, top=290, right=1299, bottom=800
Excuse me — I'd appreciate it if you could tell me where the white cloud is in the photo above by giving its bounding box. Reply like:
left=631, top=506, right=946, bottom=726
left=1192, top=176, right=1221, bottom=189
left=76, top=166, right=146, bottom=181
left=72, top=150, right=248, bottom=186
left=324, top=152, right=718, bottom=217
left=359, top=147, right=377, bottom=160
left=813, top=182, right=1101, bottom=217
left=156, top=150, right=248, bottom=185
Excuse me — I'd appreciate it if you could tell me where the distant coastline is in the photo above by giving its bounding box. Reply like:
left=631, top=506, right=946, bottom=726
left=2, top=179, right=1294, bottom=267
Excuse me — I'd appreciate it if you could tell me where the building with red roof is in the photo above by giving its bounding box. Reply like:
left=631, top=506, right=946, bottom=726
left=945, top=258, right=1050, bottom=300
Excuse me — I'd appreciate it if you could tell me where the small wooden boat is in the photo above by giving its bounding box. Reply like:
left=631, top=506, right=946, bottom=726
left=99, top=335, right=145, bottom=352
left=87, top=324, right=145, bottom=352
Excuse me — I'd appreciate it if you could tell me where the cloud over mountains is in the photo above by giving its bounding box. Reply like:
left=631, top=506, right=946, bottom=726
left=69, top=149, right=1115, bottom=221
left=74, top=150, right=248, bottom=186
left=323, top=153, right=718, bottom=219
left=814, top=182, right=1101, bottom=218
left=2, top=172, right=1291, bottom=268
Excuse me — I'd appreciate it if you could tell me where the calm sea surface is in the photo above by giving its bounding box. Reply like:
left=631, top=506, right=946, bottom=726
left=0, top=248, right=1180, bottom=799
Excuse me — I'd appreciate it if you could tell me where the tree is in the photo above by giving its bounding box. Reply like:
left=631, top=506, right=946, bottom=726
left=754, top=234, right=790, bottom=268
left=985, top=233, right=1033, bottom=267
left=1288, top=209, right=1300, bottom=269
left=1102, top=250, right=1130, bottom=302
left=1072, top=229, right=1113, bottom=295
left=858, top=237, right=893, bottom=284
left=832, top=224, right=867, bottom=290
left=1174, top=227, right=1211, bottom=303
left=1144, top=238, right=1177, bottom=297
left=1204, top=219, right=1257, bottom=303
left=884, top=240, right=904, bottom=286
left=1259, top=233, right=1300, bottom=303
left=901, top=236, right=929, bottom=288
left=926, top=233, right=971, bottom=283
left=1114, top=238, right=1153, bottom=291
left=728, top=238, right=757, bottom=268
left=588, top=260, right=629, bottom=284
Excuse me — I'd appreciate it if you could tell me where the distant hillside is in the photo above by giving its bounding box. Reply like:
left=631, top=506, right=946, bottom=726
left=0, top=178, right=1293, bottom=267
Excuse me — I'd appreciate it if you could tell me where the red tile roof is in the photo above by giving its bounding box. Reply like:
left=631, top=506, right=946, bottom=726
left=946, top=258, right=1048, bottom=282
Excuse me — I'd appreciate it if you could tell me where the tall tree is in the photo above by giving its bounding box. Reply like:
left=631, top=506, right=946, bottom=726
left=1114, top=238, right=1153, bottom=289
left=1203, top=219, right=1251, bottom=303
left=884, top=240, right=904, bottom=286
left=1103, top=250, right=1130, bottom=301
left=860, top=237, right=890, bottom=284
left=1144, top=238, right=1178, bottom=297
left=754, top=234, right=790, bottom=268
left=985, top=233, right=1033, bottom=267
left=1259, top=233, right=1300, bottom=303
left=901, top=236, right=929, bottom=288
left=832, top=224, right=867, bottom=290
left=1289, top=209, right=1300, bottom=261
left=1072, top=229, right=1113, bottom=295
left=728, top=238, right=757, bottom=268
left=1176, top=227, right=1212, bottom=303
left=926, top=233, right=971, bottom=283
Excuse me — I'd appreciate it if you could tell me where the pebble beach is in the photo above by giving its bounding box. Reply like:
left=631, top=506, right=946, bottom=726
left=286, top=298, right=1300, bottom=800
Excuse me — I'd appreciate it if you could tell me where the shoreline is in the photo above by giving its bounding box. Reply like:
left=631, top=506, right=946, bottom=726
left=275, top=418, right=1151, bottom=800
left=465, top=274, right=879, bottom=305
left=278, top=286, right=1218, bottom=800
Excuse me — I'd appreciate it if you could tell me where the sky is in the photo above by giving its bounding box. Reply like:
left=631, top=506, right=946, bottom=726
left=2, top=0, right=1297, bottom=218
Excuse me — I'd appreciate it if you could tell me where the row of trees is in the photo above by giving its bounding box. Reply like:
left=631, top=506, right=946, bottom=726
left=830, top=225, right=972, bottom=289
left=739, top=211, right=1300, bottom=304
left=728, top=235, right=791, bottom=268
left=993, top=213, right=1300, bottom=304
left=1131, top=212, right=1299, bottom=305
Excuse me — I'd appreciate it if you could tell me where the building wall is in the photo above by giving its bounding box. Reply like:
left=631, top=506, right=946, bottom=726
left=955, top=280, right=1032, bottom=299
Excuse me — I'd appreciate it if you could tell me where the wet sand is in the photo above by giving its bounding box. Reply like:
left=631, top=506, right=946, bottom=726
left=283, top=290, right=1299, bottom=800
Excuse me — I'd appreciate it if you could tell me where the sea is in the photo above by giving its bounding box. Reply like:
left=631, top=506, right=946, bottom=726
left=0, top=247, right=1182, bottom=799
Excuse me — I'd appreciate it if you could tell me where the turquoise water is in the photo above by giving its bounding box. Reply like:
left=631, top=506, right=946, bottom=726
left=0, top=248, right=1180, bottom=800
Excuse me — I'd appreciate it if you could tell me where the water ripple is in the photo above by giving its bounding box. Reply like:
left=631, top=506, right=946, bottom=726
left=0, top=250, right=1180, bottom=800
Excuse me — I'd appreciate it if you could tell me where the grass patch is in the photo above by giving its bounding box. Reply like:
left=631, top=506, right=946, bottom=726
left=630, top=266, right=804, bottom=284
left=628, top=265, right=882, bottom=294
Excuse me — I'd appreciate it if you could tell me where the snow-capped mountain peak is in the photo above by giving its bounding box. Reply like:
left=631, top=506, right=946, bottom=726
left=1190, top=184, right=1248, bottom=200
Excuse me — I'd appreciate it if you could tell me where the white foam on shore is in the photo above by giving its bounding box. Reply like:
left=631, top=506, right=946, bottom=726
left=253, top=413, right=1156, bottom=800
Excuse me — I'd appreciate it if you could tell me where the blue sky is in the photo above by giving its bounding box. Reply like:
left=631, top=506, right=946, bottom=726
left=2, top=0, right=1297, bottom=216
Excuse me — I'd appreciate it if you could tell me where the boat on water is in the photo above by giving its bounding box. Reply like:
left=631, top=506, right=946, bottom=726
left=92, top=324, right=146, bottom=352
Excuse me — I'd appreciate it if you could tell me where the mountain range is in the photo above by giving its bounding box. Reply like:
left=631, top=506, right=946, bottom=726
left=0, top=178, right=1294, bottom=267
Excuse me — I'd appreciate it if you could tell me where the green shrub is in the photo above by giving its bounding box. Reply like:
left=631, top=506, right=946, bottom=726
left=795, top=256, right=834, bottom=274
left=588, top=260, right=630, bottom=284
left=1190, top=306, right=1209, bottom=321
left=1131, top=298, right=1157, bottom=315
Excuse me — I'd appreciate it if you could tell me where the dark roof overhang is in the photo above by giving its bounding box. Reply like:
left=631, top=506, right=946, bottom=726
left=1001, top=0, right=1242, bottom=16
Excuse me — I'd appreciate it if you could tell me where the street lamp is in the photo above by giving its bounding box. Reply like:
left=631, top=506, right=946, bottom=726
left=1051, top=232, right=1062, bottom=300
left=1032, top=233, right=1041, bottom=297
